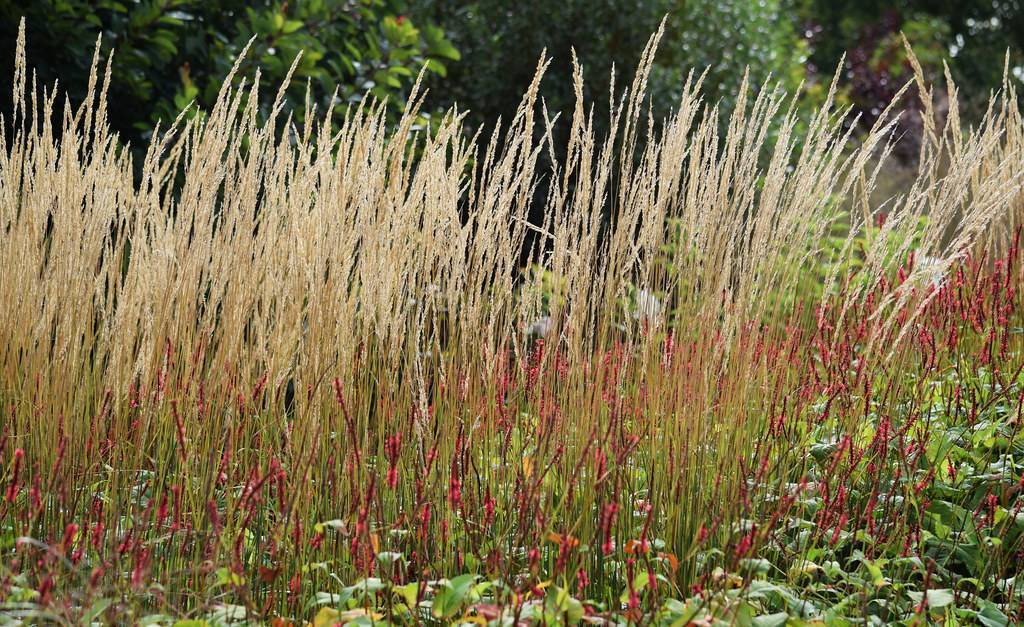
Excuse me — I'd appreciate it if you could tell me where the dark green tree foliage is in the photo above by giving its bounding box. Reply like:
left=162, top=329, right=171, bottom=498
left=412, top=0, right=808, bottom=143
left=413, top=1, right=668, bottom=139
left=0, top=0, right=459, bottom=152
left=6, top=0, right=1024, bottom=173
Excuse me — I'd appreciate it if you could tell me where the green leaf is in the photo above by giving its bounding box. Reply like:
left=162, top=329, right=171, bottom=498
left=425, top=58, right=447, bottom=77
left=373, top=69, right=402, bottom=89
left=861, top=559, right=889, bottom=588
left=739, top=558, right=772, bottom=575
left=548, top=586, right=584, bottom=623
left=376, top=550, right=406, bottom=568
left=394, top=582, right=419, bottom=608
left=308, top=591, right=346, bottom=610
left=422, top=24, right=460, bottom=60
left=432, top=574, right=479, bottom=619
left=752, top=612, right=790, bottom=627
left=350, top=577, right=387, bottom=600
left=208, top=605, right=247, bottom=623
left=213, top=567, right=245, bottom=588
left=908, top=588, right=955, bottom=609
left=976, top=600, right=1010, bottom=627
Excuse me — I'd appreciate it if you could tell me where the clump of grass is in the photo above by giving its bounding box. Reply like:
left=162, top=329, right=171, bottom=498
left=1, top=18, right=1023, bottom=624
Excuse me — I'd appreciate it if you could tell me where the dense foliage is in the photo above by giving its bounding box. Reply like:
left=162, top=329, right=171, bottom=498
left=0, top=0, right=459, bottom=157
left=6, top=0, right=1024, bottom=156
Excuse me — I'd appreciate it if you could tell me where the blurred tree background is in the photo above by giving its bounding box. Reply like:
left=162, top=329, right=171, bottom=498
left=412, top=0, right=810, bottom=148
left=1, top=0, right=1023, bottom=163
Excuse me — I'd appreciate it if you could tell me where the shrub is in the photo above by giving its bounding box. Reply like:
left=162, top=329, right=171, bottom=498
left=0, top=0, right=459, bottom=162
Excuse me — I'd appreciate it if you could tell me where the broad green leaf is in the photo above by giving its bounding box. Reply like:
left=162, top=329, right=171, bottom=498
left=908, top=588, right=955, bottom=609
left=432, top=574, right=479, bottom=619
left=976, top=600, right=1010, bottom=627
left=425, top=59, right=447, bottom=77
left=394, top=582, right=419, bottom=608
left=752, top=612, right=790, bottom=627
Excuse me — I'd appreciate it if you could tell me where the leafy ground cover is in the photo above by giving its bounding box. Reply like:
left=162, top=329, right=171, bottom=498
left=2, top=21, right=1024, bottom=627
